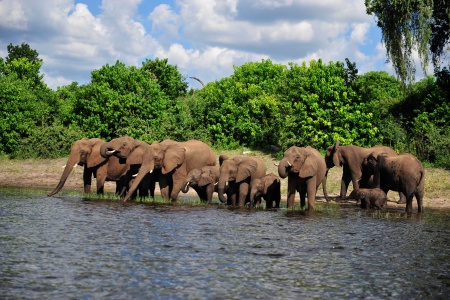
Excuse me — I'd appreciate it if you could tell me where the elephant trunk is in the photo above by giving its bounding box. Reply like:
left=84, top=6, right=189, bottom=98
left=217, top=173, right=229, bottom=203
left=277, top=157, right=290, bottom=179
left=48, top=155, right=79, bottom=196
left=100, top=142, right=115, bottom=158
left=181, top=181, right=190, bottom=193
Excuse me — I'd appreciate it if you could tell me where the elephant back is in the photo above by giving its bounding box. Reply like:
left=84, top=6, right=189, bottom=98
left=180, top=140, right=216, bottom=171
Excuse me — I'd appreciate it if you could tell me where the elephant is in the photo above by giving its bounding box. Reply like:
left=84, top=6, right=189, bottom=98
left=181, top=166, right=221, bottom=203
left=100, top=136, right=216, bottom=202
left=217, top=155, right=266, bottom=207
left=48, top=138, right=129, bottom=197
left=365, top=153, right=425, bottom=213
left=324, top=141, right=401, bottom=201
left=349, top=188, right=387, bottom=210
left=249, top=173, right=281, bottom=209
left=278, top=146, right=327, bottom=210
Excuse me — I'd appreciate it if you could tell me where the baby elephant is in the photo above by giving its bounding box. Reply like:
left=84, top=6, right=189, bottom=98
left=349, top=188, right=387, bottom=210
left=250, top=173, right=281, bottom=209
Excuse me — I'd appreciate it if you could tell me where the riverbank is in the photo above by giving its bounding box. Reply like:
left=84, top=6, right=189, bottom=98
left=1, top=154, right=449, bottom=210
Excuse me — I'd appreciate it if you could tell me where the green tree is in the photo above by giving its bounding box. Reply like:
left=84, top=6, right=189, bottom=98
left=141, top=58, right=188, bottom=100
left=277, top=60, right=376, bottom=149
left=354, top=71, right=405, bottom=147
left=70, top=61, right=169, bottom=141
left=195, top=59, right=286, bottom=149
left=365, top=0, right=450, bottom=83
left=0, top=43, right=56, bottom=156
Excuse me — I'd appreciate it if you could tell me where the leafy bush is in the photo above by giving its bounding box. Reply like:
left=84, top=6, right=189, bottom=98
left=13, top=123, right=85, bottom=159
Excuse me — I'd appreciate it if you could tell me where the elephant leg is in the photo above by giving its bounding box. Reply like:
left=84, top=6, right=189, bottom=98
left=170, top=171, right=186, bottom=201
left=397, top=192, right=407, bottom=204
left=238, top=182, right=250, bottom=207
left=95, top=164, right=108, bottom=195
left=193, top=186, right=206, bottom=201
left=265, top=196, right=273, bottom=209
left=415, top=192, right=424, bottom=213
left=138, top=174, right=150, bottom=199
left=340, top=177, right=351, bottom=200
left=83, top=167, right=93, bottom=194
left=205, top=184, right=215, bottom=204
left=159, top=175, right=170, bottom=200
left=405, top=195, right=414, bottom=214
left=287, top=176, right=297, bottom=209
left=306, top=180, right=317, bottom=210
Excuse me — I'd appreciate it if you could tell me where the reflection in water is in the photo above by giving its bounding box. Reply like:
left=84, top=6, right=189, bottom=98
left=0, top=188, right=449, bottom=299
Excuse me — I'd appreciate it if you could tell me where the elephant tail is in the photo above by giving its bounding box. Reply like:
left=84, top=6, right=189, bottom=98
left=416, top=169, right=425, bottom=193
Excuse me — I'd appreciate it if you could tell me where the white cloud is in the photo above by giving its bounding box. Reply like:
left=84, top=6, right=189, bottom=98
left=0, top=0, right=400, bottom=89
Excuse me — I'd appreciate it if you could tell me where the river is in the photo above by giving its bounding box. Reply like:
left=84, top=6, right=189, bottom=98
left=1, top=187, right=449, bottom=299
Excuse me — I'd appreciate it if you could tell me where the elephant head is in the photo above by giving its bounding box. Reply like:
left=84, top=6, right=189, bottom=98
left=152, top=139, right=185, bottom=174
left=278, top=146, right=320, bottom=179
left=182, top=168, right=202, bottom=193
left=48, top=138, right=107, bottom=196
left=100, top=136, right=155, bottom=200
left=217, top=156, right=259, bottom=203
left=182, top=167, right=218, bottom=193
left=325, top=140, right=342, bottom=170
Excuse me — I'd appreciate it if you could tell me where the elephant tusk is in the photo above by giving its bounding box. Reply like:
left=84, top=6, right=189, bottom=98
left=214, top=181, right=218, bottom=186
left=106, top=149, right=116, bottom=155
left=73, top=164, right=78, bottom=168
left=274, top=162, right=279, bottom=166
left=287, top=160, right=292, bottom=167
left=132, top=173, right=138, bottom=178
left=149, top=169, right=153, bottom=174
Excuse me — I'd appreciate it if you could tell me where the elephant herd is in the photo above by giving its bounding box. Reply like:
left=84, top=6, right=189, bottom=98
left=48, top=137, right=425, bottom=213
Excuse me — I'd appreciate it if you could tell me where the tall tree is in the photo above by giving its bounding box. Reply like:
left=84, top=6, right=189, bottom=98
left=365, top=0, right=450, bottom=83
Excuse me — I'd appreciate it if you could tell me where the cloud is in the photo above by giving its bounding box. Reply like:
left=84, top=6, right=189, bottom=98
left=0, top=0, right=394, bottom=89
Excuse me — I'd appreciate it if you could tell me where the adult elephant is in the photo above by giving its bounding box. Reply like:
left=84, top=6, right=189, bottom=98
left=48, top=138, right=129, bottom=196
left=181, top=166, right=221, bottom=203
left=366, top=153, right=425, bottom=213
left=278, top=146, right=327, bottom=210
left=100, top=136, right=216, bottom=202
left=218, top=155, right=266, bottom=206
left=324, top=141, right=399, bottom=201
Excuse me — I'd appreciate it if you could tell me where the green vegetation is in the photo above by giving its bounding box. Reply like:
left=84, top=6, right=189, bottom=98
left=0, top=43, right=449, bottom=168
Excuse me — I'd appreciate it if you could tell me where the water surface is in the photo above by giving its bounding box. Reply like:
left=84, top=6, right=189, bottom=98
left=1, top=187, right=449, bottom=299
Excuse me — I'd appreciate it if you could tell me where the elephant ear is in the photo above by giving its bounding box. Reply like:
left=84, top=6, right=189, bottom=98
left=299, top=153, right=318, bottom=178
left=162, top=144, right=186, bottom=174
left=126, top=143, right=146, bottom=165
left=236, top=157, right=258, bottom=183
left=332, top=141, right=343, bottom=167
left=198, top=169, right=215, bottom=187
left=264, top=176, right=279, bottom=194
left=219, top=154, right=229, bottom=166
left=87, top=139, right=107, bottom=168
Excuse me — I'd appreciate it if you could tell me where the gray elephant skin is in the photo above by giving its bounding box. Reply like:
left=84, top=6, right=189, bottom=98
left=366, top=153, right=425, bottom=213
left=218, top=155, right=266, bottom=206
left=325, top=141, right=399, bottom=201
left=278, top=146, right=327, bottom=210
left=181, top=166, right=221, bottom=203
left=249, top=173, right=281, bottom=209
left=48, top=138, right=129, bottom=197
left=349, top=188, right=387, bottom=210
left=100, top=136, right=216, bottom=202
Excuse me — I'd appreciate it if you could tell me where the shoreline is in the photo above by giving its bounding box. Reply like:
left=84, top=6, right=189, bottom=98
left=0, top=157, right=449, bottom=210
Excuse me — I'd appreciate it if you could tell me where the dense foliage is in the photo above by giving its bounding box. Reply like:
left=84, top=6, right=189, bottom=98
left=0, top=43, right=449, bottom=168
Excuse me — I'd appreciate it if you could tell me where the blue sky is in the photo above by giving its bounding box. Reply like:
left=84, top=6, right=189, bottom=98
left=0, top=0, right=420, bottom=89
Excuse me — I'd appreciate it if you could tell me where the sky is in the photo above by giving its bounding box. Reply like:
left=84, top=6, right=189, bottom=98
left=0, top=0, right=426, bottom=90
